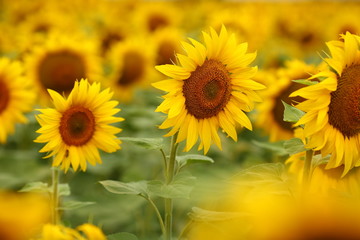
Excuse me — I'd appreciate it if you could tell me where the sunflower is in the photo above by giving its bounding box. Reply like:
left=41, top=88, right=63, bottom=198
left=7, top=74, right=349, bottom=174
left=287, top=153, right=360, bottom=195
left=0, top=58, right=36, bottom=144
left=37, top=223, right=106, bottom=240
left=34, top=79, right=123, bottom=172
left=105, top=38, right=155, bottom=102
left=256, top=60, right=320, bottom=142
left=291, top=32, right=360, bottom=176
left=25, top=32, right=102, bottom=106
left=153, top=26, right=263, bottom=153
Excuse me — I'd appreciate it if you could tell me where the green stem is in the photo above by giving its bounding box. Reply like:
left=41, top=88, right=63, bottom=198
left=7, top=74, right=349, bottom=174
left=143, top=195, right=166, bottom=236
left=51, top=167, right=60, bottom=225
left=164, top=134, right=179, bottom=240
left=302, top=149, right=313, bottom=188
left=160, top=148, right=168, bottom=179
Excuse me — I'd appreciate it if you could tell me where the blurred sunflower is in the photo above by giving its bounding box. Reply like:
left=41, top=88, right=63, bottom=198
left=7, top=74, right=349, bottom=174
left=256, top=60, right=320, bottom=141
left=25, top=32, right=102, bottom=105
left=133, top=2, right=182, bottom=33
left=154, top=26, right=263, bottom=153
left=291, top=32, right=360, bottom=176
left=0, top=58, right=35, bottom=143
left=0, top=191, right=50, bottom=240
left=153, top=27, right=184, bottom=66
left=37, top=223, right=106, bottom=240
left=106, top=38, right=155, bottom=102
left=35, top=79, right=123, bottom=172
left=287, top=154, right=360, bottom=195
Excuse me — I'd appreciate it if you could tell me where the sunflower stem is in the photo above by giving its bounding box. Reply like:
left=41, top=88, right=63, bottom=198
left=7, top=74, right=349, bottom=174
left=51, top=166, right=60, bottom=225
left=164, top=133, right=178, bottom=240
left=302, top=149, right=313, bottom=189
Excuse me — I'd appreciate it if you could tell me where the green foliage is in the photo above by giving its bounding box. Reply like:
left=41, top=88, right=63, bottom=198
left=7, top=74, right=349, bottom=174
left=252, top=140, right=288, bottom=156
left=188, top=207, right=248, bottom=222
left=283, top=138, right=307, bottom=155
left=99, top=180, right=148, bottom=196
left=176, top=154, right=214, bottom=170
left=107, top=232, right=139, bottom=240
left=147, top=172, right=196, bottom=199
left=292, top=79, right=318, bottom=85
left=282, top=101, right=305, bottom=123
left=59, top=201, right=95, bottom=210
left=119, top=137, right=164, bottom=150
left=19, top=182, right=70, bottom=196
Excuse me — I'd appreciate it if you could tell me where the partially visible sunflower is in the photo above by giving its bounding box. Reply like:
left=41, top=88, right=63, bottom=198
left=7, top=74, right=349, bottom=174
left=34, top=79, right=123, bottom=172
left=37, top=223, right=106, bottom=240
left=256, top=60, right=320, bottom=142
left=0, top=58, right=36, bottom=143
left=25, top=32, right=102, bottom=106
left=154, top=26, right=264, bottom=153
left=105, top=38, right=155, bottom=102
left=291, top=32, right=360, bottom=176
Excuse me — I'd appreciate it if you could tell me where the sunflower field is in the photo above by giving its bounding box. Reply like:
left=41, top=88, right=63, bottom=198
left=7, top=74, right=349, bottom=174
left=1, top=0, right=360, bottom=239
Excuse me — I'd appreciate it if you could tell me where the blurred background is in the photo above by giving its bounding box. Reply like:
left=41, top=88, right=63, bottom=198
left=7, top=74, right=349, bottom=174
left=0, top=0, right=359, bottom=239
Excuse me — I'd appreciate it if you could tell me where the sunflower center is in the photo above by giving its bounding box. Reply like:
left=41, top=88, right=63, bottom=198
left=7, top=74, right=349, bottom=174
left=59, top=106, right=95, bottom=146
left=183, top=59, right=231, bottom=119
left=272, top=80, right=306, bottom=132
left=0, top=79, right=10, bottom=114
left=101, top=32, right=124, bottom=53
left=118, top=51, right=145, bottom=86
left=156, top=40, right=176, bottom=65
left=39, top=50, right=86, bottom=94
left=328, top=65, right=360, bottom=138
left=148, top=14, right=168, bottom=32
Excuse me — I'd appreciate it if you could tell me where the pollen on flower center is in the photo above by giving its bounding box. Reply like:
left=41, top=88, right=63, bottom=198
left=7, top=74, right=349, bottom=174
left=183, top=59, right=231, bottom=119
left=328, top=65, right=360, bottom=138
left=0, top=79, right=10, bottom=114
left=59, top=106, right=95, bottom=146
left=39, top=50, right=86, bottom=94
left=118, top=51, right=145, bottom=86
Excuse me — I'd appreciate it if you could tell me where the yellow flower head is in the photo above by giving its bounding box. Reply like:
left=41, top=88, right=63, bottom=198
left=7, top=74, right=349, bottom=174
left=38, top=223, right=106, bottom=240
left=35, top=79, right=123, bottom=172
left=291, top=32, right=360, bottom=176
left=0, top=58, right=36, bottom=143
left=154, top=26, right=264, bottom=153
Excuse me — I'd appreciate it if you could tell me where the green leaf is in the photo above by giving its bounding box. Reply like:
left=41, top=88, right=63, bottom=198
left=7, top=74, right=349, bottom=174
left=283, top=138, right=307, bottom=155
left=282, top=101, right=305, bottom=123
left=252, top=140, right=288, bottom=156
left=58, top=183, right=71, bottom=196
left=292, top=79, right=318, bottom=86
left=99, top=180, right=148, bottom=196
left=176, top=154, right=214, bottom=169
left=107, top=232, right=139, bottom=240
left=19, top=182, right=49, bottom=193
left=188, top=207, right=249, bottom=222
left=312, top=154, right=330, bottom=168
left=119, top=137, right=163, bottom=150
left=59, top=201, right=95, bottom=210
left=148, top=172, right=196, bottom=199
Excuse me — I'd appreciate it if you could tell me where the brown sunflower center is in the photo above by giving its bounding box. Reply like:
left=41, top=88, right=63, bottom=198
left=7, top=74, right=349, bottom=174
left=118, top=51, right=145, bottom=86
left=101, top=32, right=124, bottom=53
left=148, top=14, right=169, bottom=32
left=59, top=106, right=95, bottom=146
left=156, top=40, right=176, bottom=65
left=0, top=79, right=10, bottom=114
left=328, top=65, right=360, bottom=138
left=38, top=50, right=86, bottom=94
left=183, top=59, right=231, bottom=119
left=272, top=79, right=307, bottom=132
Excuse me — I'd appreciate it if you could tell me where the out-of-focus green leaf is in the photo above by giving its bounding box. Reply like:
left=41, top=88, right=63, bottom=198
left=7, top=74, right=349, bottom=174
left=19, top=181, right=49, bottom=193
left=283, top=138, right=307, bottom=155
left=119, top=137, right=164, bottom=150
left=188, top=207, right=250, bottom=222
left=176, top=154, right=214, bottom=170
left=58, top=183, right=71, bottom=196
left=59, top=201, right=95, bottom=210
left=107, top=232, right=139, bottom=240
left=292, top=79, right=318, bottom=85
left=312, top=154, right=330, bottom=168
left=252, top=140, right=288, bottom=156
left=99, top=180, right=148, bottom=196
left=147, top=172, right=196, bottom=199
left=282, top=101, right=305, bottom=123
